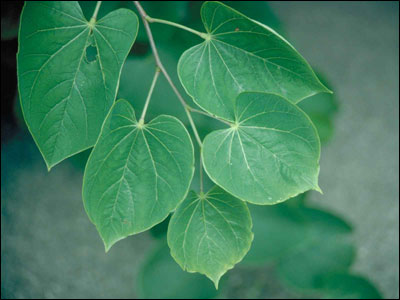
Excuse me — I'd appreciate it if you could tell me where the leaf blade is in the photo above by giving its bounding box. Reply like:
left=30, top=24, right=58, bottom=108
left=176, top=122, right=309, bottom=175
left=17, top=2, right=138, bottom=169
left=178, top=1, right=330, bottom=121
left=83, top=99, right=194, bottom=251
left=202, top=92, right=321, bottom=204
left=168, top=186, right=253, bottom=288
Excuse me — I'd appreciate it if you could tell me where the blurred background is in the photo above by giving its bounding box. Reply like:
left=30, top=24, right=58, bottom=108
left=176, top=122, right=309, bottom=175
left=1, top=1, right=398, bottom=299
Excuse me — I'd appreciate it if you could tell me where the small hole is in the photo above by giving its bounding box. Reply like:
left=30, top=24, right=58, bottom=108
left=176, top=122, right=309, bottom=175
left=129, top=41, right=150, bottom=57
left=85, top=45, right=97, bottom=62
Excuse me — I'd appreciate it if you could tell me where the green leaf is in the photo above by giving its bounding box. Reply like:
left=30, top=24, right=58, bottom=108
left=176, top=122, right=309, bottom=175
left=277, top=207, right=355, bottom=291
left=17, top=2, right=138, bottom=169
left=314, top=273, right=382, bottom=299
left=241, top=201, right=308, bottom=266
left=202, top=92, right=321, bottom=205
left=178, top=1, right=330, bottom=121
left=167, top=186, right=253, bottom=288
left=137, top=241, right=219, bottom=299
left=82, top=99, right=194, bottom=251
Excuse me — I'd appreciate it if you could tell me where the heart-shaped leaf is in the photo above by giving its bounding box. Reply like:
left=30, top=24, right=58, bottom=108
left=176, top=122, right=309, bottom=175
left=17, top=2, right=138, bottom=169
left=168, top=186, right=253, bottom=288
left=178, top=1, right=330, bottom=121
left=83, top=99, right=194, bottom=251
left=202, top=92, right=321, bottom=205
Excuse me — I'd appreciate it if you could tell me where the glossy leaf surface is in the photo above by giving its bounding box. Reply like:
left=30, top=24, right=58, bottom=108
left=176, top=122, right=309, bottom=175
left=83, top=100, right=194, bottom=251
left=202, top=92, right=321, bottom=204
left=17, top=1, right=138, bottom=169
left=178, top=1, right=329, bottom=121
left=168, top=186, right=253, bottom=288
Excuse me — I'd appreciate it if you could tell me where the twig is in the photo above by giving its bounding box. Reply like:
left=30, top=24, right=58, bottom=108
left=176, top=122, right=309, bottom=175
left=139, top=67, right=160, bottom=123
left=90, top=1, right=102, bottom=23
left=134, top=1, right=203, bottom=147
left=146, top=16, right=208, bottom=39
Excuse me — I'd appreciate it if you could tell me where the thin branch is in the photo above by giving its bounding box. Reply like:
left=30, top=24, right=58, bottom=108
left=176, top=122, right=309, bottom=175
left=90, top=1, right=102, bottom=23
left=140, top=67, right=161, bottom=123
left=189, top=107, right=232, bottom=126
left=146, top=16, right=208, bottom=39
left=199, top=154, right=204, bottom=194
left=134, top=1, right=203, bottom=147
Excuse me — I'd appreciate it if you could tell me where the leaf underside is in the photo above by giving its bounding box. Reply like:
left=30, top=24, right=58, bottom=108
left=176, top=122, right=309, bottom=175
left=83, top=99, right=194, bottom=251
left=202, top=92, right=321, bottom=205
left=168, top=186, right=253, bottom=288
left=178, top=1, right=330, bottom=121
left=17, top=1, right=138, bottom=169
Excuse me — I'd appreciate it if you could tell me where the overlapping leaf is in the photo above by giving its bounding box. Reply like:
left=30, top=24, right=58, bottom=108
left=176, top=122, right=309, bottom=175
left=83, top=100, right=194, bottom=251
left=168, top=186, right=253, bottom=288
left=178, top=1, right=329, bottom=121
left=202, top=92, right=321, bottom=205
left=17, top=1, right=138, bottom=169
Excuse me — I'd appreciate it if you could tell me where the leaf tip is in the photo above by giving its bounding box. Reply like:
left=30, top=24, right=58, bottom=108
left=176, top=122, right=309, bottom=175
left=45, top=160, right=53, bottom=172
left=102, top=237, right=115, bottom=253
left=210, top=276, right=220, bottom=290
left=314, top=185, right=323, bottom=194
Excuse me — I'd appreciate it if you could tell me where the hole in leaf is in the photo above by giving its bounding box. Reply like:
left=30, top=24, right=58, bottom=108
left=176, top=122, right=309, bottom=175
left=85, top=45, right=97, bottom=62
left=130, top=41, right=150, bottom=57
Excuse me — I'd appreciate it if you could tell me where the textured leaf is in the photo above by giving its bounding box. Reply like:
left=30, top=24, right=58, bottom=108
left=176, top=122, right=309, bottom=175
left=314, top=273, right=382, bottom=299
left=83, top=100, right=194, bottom=251
left=178, top=1, right=329, bottom=121
left=168, top=186, right=253, bottom=288
left=202, top=92, right=321, bottom=205
left=137, top=241, right=218, bottom=299
left=17, top=1, right=138, bottom=169
left=277, top=207, right=355, bottom=291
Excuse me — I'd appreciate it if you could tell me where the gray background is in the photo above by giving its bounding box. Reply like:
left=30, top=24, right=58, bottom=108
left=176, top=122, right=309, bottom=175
left=1, top=1, right=399, bottom=299
left=270, top=1, right=399, bottom=298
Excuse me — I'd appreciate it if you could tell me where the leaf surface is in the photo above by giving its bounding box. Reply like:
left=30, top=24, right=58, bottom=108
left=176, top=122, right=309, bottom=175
left=202, top=92, right=321, bottom=204
left=17, top=1, right=138, bottom=169
left=168, top=186, right=253, bottom=288
left=178, top=1, right=329, bottom=121
left=83, top=100, right=194, bottom=251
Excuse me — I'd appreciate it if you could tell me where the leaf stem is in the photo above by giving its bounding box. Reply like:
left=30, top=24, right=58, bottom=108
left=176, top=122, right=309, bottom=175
left=90, top=1, right=102, bottom=23
left=139, top=67, right=161, bottom=123
left=188, top=107, right=232, bottom=126
left=199, top=155, right=204, bottom=194
left=145, top=16, right=209, bottom=40
left=134, top=1, right=203, bottom=148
